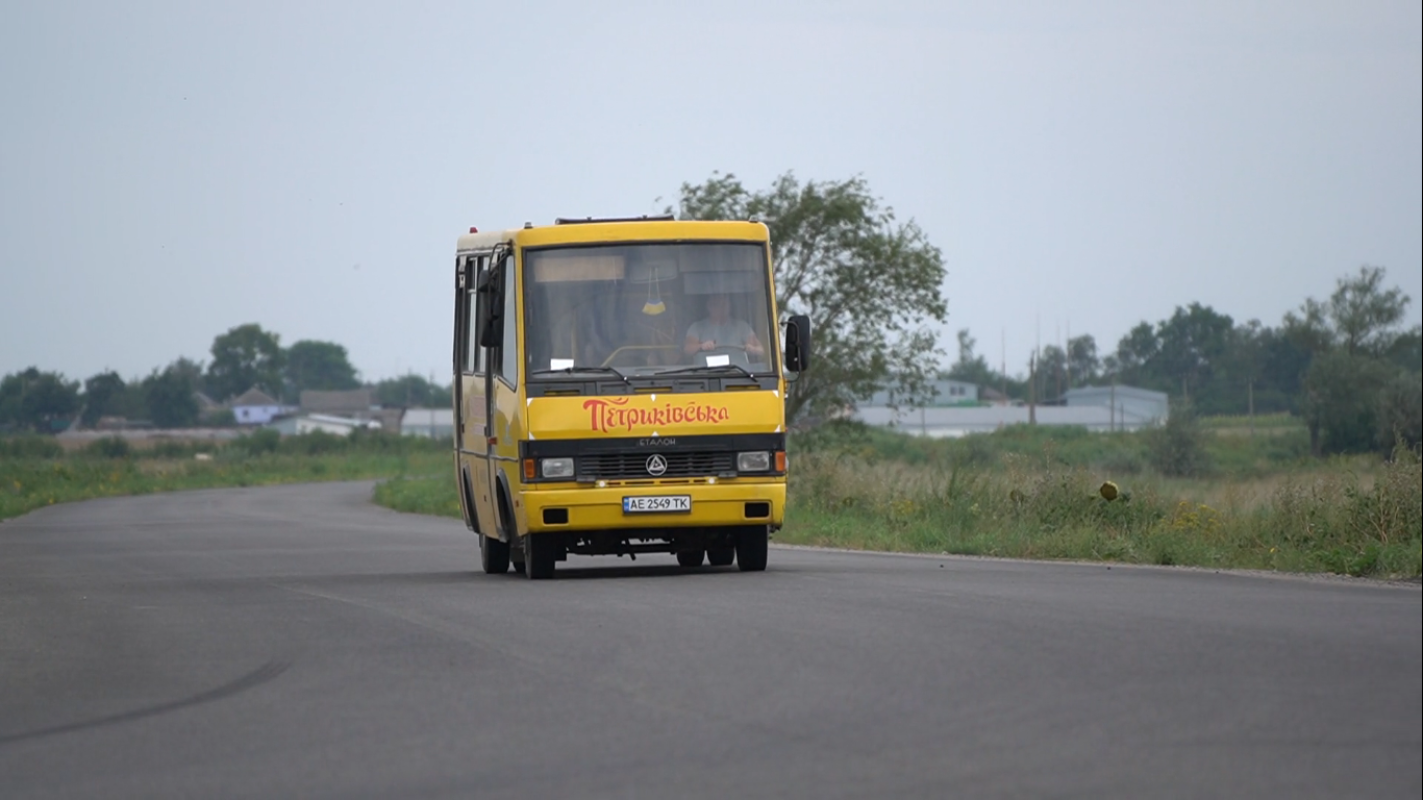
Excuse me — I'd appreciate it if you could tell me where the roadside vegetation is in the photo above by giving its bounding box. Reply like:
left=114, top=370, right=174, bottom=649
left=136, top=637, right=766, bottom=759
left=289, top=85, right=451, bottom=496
left=0, top=430, right=448, bottom=523
left=370, top=417, right=1420, bottom=580
left=778, top=420, right=1420, bottom=579
left=5, top=416, right=1418, bottom=580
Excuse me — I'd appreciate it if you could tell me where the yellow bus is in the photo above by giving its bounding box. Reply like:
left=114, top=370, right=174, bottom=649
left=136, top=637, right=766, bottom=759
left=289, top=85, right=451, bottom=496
left=452, top=215, right=811, bottom=579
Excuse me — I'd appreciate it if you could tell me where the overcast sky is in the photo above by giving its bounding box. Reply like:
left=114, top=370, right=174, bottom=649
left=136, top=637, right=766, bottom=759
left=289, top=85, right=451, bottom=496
left=2, top=1, right=1419, bottom=387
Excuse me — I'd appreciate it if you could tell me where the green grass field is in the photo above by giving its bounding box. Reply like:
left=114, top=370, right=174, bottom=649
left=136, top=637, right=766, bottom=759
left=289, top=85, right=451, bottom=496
left=1, top=430, right=450, bottom=522
left=5, top=420, right=1418, bottom=579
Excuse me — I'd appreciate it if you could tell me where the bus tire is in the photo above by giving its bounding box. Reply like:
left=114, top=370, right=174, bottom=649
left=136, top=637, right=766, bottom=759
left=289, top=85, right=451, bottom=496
left=736, top=526, right=768, bottom=572
left=524, top=534, right=557, bottom=580
left=707, top=546, right=735, bottom=567
left=676, top=549, right=705, bottom=568
left=480, top=534, right=510, bottom=574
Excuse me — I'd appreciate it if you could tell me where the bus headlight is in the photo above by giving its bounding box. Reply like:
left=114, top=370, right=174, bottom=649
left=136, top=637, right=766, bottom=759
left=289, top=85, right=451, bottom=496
left=737, top=451, right=771, bottom=472
left=541, top=458, right=575, bottom=479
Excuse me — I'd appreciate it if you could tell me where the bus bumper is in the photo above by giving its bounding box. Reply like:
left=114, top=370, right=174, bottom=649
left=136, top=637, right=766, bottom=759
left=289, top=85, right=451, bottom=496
left=521, top=481, right=785, bottom=533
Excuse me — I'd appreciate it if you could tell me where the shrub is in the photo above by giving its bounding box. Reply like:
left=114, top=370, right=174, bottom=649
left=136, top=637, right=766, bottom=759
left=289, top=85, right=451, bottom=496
left=148, top=440, right=207, bottom=459
left=1147, top=400, right=1211, bottom=476
left=282, top=430, right=346, bottom=456
left=0, top=434, right=63, bottom=459
left=231, top=427, right=281, bottom=455
left=83, top=436, right=132, bottom=459
left=1376, top=373, right=1422, bottom=453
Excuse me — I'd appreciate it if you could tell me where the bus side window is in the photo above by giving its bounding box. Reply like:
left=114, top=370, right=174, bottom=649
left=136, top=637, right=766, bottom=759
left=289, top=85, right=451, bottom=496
left=467, top=255, right=487, bottom=374
left=496, top=255, right=519, bottom=384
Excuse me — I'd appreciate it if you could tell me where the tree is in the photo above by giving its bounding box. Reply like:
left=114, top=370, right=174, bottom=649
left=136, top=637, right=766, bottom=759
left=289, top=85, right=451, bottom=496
left=1111, top=322, right=1159, bottom=386
left=81, top=371, right=127, bottom=428
left=143, top=360, right=201, bottom=428
left=0, top=368, right=81, bottom=432
left=206, top=323, right=285, bottom=402
left=1377, top=372, right=1422, bottom=452
left=1153, top=303, right=1234, bottom=401
left=672, top=171, right=948, bottom=421
left=1034, top=345, right=1068, bottom=401
left=1302, top=349, right=1391, bottom=456
left=1066, top=334, right=1099, bottom=386
left=1384, top=325, right=1421, bottom=373
left=1328, top=265, right=1410, bottom=356
left=1281, top=297, right=1334, bottom=355
left=285, top=340, right=360, bottom=399
left=947, top=329, right=996, bottom=388
left=1253, top=326, right=1312, bottom=413
left=373, top=374, right=451, bottom=408
left=1293, top=266, right=1415, bottom=455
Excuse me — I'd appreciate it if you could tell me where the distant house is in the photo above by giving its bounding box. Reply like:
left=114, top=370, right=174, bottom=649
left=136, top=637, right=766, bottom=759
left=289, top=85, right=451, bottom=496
left=851, top=382, right=1168, bottom=437
left=865, top=378, right=980, bottom=408
left=266, top=413, right=381, bottom=437
left=979, top=386, right=1011, bottom=406
left=400, top=408, right=454, bottom=440
left=300, top=389, right=376, bottom=417
left=1062, top=385, right=1169, bottom=427
left=230, top=387, right=285, bottom=425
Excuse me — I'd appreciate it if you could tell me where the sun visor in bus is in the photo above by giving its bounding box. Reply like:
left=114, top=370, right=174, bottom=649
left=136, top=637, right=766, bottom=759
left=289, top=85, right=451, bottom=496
left=627, top=259, right=678, bottom=283
left=531, top=253, right=625, bottom=282
left=684, top=270, right=761, bottom=294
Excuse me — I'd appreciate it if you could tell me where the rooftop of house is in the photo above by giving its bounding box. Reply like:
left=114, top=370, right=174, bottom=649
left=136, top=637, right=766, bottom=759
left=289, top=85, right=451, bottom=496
left=300, top=389, right=376, bottom=413
left=230, top=387, right=280, bottom=407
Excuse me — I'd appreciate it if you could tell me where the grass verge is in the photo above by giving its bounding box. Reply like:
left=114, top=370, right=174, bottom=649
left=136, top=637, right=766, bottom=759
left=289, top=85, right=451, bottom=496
left=1, top=431, right=450, bottom=523
left=6, top=422, right=1418, bottom=580
left=777, top=446, right=1421, bottom=578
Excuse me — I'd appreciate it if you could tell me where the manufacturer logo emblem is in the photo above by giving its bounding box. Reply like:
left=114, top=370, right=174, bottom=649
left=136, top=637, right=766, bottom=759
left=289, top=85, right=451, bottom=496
left=645, top=454, right=668, bottom=476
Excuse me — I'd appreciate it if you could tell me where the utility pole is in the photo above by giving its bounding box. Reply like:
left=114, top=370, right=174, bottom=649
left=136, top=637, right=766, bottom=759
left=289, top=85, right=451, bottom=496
left=1029, top=351, right=1037, bottom=425
left=1000, top=328, right=1007, bottom=404
left=1055, top=323, right=1062, bottom=401
left=1248, top=377, right=1255, bottom=438
left=1110, top=380, right=1117, bottom=433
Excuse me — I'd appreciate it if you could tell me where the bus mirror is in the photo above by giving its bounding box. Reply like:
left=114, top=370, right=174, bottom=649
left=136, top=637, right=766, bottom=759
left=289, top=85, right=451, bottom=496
left=478, top=269, right=503, bottom=348
left=784, top=314, right=811, bottom=372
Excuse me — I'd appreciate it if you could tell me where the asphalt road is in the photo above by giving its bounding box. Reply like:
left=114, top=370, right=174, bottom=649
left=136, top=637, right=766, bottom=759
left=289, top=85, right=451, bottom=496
left=1, top=482, right=1418, bottom=799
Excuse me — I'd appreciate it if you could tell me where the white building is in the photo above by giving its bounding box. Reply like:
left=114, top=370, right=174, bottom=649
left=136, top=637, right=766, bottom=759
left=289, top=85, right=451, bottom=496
left=266, top=413, right=381, bottom=437
left=852, top=383, right=1168, bottom=437
left=1062, top=385, right=1169, bottom=426
left=865, top=378, right=980, bottom=408
left=400, top=408, right=454, bottom=439
left=230, top=387, right=288, bottom=425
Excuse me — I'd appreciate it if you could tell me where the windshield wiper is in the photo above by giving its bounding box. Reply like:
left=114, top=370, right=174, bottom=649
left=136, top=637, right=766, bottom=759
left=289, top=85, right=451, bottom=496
left=529, top=366, right=630, bottom=385
left=653, top=364, right=757, bottom=379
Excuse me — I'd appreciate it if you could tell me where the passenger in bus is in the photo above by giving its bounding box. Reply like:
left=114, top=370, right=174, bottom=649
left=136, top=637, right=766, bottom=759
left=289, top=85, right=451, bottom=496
left=683, top=293, right=764, bottom=358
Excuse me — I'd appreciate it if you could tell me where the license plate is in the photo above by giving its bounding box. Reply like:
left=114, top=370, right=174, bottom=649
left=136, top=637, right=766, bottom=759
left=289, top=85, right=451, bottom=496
left=623, top=495, right=692, bottom=513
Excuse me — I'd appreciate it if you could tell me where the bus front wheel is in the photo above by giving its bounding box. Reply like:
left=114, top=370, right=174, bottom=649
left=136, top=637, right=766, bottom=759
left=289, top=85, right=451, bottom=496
left=480, top=534, right=510, bottom=574
left=524, top=534, right=557, bottom=580
left=736, top=527, right=768, bottom=572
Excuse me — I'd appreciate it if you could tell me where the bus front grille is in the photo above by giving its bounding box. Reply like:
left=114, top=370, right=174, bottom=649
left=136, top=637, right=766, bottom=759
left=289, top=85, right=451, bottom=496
left=581, top=452, right=735, bottom=479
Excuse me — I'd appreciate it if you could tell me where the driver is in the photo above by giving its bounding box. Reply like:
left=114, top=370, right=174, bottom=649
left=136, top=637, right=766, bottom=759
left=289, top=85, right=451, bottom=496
left=683, top=293, right=764, bottom=357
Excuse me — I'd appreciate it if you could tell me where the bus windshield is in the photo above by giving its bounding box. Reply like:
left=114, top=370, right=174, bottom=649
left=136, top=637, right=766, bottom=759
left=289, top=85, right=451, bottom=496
left=523, top=242, right=777, bottom=378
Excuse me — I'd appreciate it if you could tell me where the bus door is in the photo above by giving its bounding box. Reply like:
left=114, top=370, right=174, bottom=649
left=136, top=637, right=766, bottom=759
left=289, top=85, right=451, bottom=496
left=476, top=248, right=519, bottom=539
left=459, top=252, right=497, bottom=537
